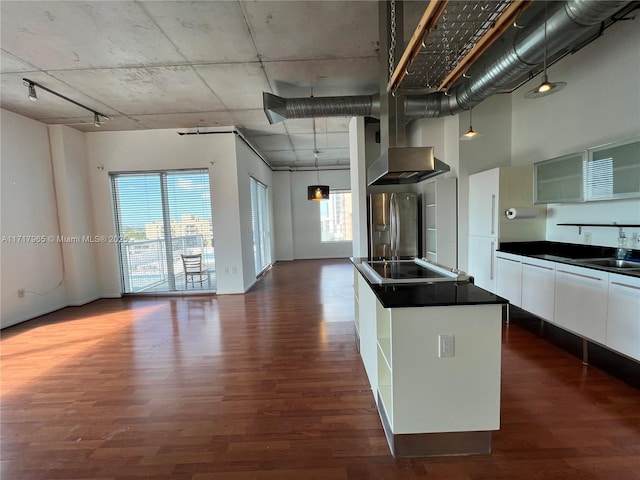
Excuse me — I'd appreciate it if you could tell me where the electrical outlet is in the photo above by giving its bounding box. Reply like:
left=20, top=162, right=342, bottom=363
left=438, top=334, right=455, bottom=358
left=17, top=289, right=25, bottom=298
left=584, top=232, right=592, bottom=244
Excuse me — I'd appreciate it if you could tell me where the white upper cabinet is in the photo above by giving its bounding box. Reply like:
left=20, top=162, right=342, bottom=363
left=534, top=135, right=640, bottom=204
left=534, top=152, right=585, bottom=204
left=586, top=136, right=640, bottom=201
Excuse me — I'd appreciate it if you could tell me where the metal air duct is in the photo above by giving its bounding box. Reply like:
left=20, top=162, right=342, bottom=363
left=263, top=92, right=379, bottom=124
left=263, top=0, right=631, bottom=122
left=407, top=0, right=632, bottom=117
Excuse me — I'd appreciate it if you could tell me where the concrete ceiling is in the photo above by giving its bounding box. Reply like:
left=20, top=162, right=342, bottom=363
left=3, top=1, right=632, bottom=171
left=1, top=0, right=385, bottom=170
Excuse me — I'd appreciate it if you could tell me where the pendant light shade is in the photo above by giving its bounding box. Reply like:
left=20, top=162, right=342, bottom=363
left=524, top=74, right=566, bottom=99
left=307, top=115, right=329, bottom=201
left=460, top=107, right=481, bottom=141
left=525, top=3, right=567, bottom=99
left=307, top=185, right=330, bottom=201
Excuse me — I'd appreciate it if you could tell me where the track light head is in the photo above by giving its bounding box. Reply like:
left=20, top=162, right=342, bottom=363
left=94, top=113, right=102, bottom=127
left=24, top=81, right=37, bottom=101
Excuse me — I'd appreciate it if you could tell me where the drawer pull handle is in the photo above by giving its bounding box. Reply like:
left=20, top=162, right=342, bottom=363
left=497, top=257, right=520, bottom=264
left=611, top=281, right=640, bottom=291
left=523, top=262, right=553, bottom=271
left=557, top=269, right=602, bottom=281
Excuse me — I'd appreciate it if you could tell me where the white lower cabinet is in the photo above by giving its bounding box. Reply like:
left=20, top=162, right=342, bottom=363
left=554, top=264, right=608, bottom=344
left=521, top=258, right=556, bottom=322
left=491, top=253, right=640, bottom=362
left=606, top=273, right=640, bottom=361
left=495, top=252, right=522, bottom=307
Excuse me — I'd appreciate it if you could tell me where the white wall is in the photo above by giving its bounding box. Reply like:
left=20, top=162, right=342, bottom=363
left=511, top=18, right=640, bottom=250
left=48, top=126, right=101, bottom=305
left=1, top=111, right=67, bottom=328
left=273, top=171, right=294, bottom=261
left=349, top=117, right=368, bottom=258
left=458, top=95, right=513, bottom=271
left=233, top=137, right=275, bottom=291
left=85, top=129, right=258, bottom=295
left=290, top=169, right=352, bottom=259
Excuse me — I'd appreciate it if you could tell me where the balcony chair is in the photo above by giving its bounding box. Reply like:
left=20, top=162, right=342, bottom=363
left=181, top=254, right=208, bottom=289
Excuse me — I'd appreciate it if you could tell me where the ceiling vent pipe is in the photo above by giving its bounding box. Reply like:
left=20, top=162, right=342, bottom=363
left=263, top=0, right=631, bottom=123
left=263, top=92, right=379, bottom=124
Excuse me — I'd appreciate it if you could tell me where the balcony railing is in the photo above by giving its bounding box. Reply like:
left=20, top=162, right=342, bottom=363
left=121, top=235, right=215, bottom=293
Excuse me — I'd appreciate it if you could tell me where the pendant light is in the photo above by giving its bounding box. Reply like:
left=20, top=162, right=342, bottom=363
left=525, top=2, right=567, bottom=99
left=307, top=118, right=329, bottom=201
left=460, top=107, right=480, bottom=140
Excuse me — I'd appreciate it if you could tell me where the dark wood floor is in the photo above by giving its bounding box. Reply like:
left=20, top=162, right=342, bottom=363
left=2, top=258, right=639, bottom=480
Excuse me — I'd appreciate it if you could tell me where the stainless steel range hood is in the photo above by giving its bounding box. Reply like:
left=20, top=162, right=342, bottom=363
left=367, top=146, right=450, bottom=186
left=368, top=2, right=450, bottom=187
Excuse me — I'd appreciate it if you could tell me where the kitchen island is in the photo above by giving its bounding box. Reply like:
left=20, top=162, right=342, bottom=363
left=351, top=258, right=507, bottom=458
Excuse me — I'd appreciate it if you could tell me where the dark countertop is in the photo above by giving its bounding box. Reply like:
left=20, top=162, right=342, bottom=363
left=351, top=258, right=507, bottom=309
left=498, top=241, right=640, bottom=278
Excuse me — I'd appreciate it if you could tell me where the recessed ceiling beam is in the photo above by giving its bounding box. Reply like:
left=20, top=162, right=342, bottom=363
left=387, top=0, right=448, bottom=94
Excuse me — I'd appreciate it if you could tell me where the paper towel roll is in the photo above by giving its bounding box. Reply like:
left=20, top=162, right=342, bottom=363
left=505, top=207, right=538, bottom=220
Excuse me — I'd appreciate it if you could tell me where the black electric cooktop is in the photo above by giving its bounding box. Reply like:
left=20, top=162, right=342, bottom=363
left=367, top=260, right=446, bottom=280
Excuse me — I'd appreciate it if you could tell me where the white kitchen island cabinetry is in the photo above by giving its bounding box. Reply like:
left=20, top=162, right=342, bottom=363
left=376, top=305, right=502, bottom=439
left=606, top=273, right=640, bottom=361
left=352, top=264, right=505, bottom=457
left=554, top=264, right=608, bottom=344
left=355, top=270, right=378, bottom=398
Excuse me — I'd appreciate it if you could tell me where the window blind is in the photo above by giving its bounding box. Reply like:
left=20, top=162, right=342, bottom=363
left=250, top=177, right=271, bottom=275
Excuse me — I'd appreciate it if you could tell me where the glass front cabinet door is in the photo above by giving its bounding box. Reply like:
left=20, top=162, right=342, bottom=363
left=585, top=136, right=640, bottom=201
left=534, top=152, right=586, bottom=204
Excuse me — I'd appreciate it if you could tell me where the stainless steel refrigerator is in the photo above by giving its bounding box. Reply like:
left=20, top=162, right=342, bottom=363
left=367, top=192, right=420, bottom=260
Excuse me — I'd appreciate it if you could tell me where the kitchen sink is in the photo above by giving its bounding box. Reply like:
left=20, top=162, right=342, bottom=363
left=576, top=258, right=640, bottom=269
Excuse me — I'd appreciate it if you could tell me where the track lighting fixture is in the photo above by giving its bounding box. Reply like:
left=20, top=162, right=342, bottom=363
left=524, top=3, right=567, bottom=99
left=23, top=78, right=110, bottom=127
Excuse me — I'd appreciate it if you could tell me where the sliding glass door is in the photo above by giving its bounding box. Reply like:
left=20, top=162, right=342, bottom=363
left=111, top=169, right=215, bottom=293
left=250, top=177, right=271, bottom=275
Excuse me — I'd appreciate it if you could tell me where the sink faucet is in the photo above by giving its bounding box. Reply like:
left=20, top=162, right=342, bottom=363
left=616, top=229, right=628, bottom=260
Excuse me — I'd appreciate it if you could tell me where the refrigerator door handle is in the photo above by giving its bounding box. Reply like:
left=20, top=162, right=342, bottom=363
left=390, top=193, right=399, bottom=259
